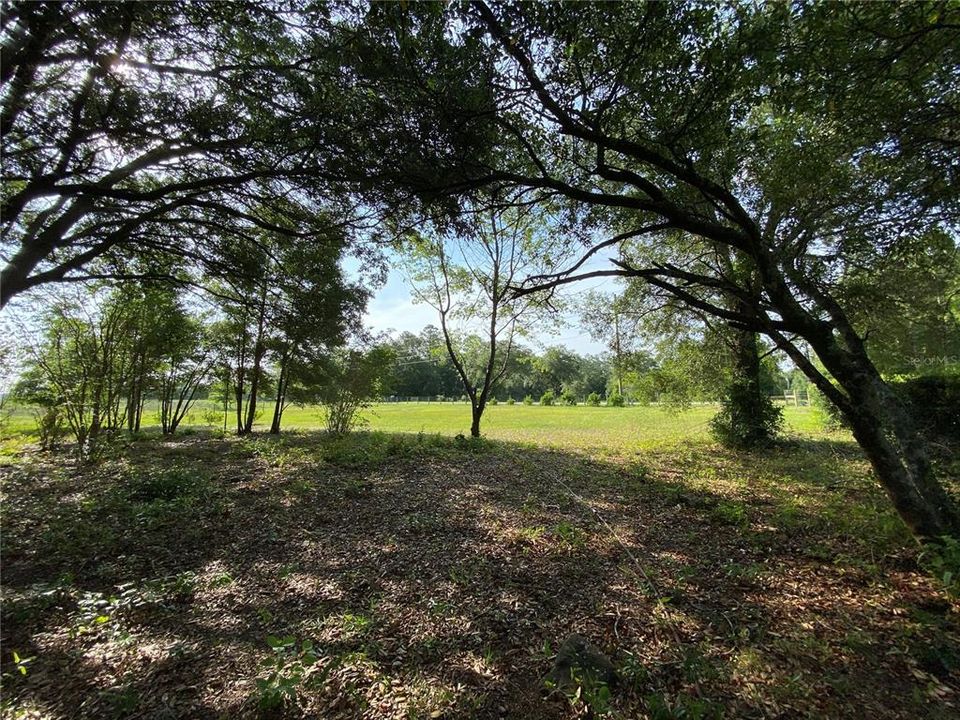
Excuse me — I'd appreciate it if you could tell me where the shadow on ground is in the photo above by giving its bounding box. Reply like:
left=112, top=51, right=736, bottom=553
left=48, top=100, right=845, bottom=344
left=0, top=430, right=957, bottom=719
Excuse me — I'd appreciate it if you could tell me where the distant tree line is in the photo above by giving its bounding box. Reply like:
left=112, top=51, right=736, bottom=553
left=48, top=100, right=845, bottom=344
left=380, top=325, right=803, bottom=406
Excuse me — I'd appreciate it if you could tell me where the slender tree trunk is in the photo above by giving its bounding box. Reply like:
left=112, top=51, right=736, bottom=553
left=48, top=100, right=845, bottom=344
left=270, top=360, right=288, bottom=435
left=243, top=292, right=267, bottom=434
left=470, top=400, right=484, bottom=438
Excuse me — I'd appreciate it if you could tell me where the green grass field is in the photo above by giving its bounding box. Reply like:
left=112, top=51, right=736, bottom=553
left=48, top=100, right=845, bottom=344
left=3, top=401, right=828, bottom=454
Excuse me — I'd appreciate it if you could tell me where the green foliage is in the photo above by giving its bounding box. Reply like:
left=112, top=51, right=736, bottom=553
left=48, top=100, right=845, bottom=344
left=540, top=390, right=556, bottom=406
left=506, top=397, right=515, bottom=405
left=646, top=693, right=723, bottom=720
left=523, top=394, right=534, bottom=405
left=919, top=536, right=960, bottom=598
left=894, top=375, right=960, bottom=442
left=607, top=392, right=625, bottom=407
left=318, top=346, right=394, bottom=435
left=127, top=468, right=199, bottom=503
left=586, top=392, right=601, bottom=406
left=709, top=380, right=784, bottom=450
left=544, top=666, right=612, bottom=717
left=255, top=636, right=321, bottom=710
left=559, top=389, right=577, bottom=406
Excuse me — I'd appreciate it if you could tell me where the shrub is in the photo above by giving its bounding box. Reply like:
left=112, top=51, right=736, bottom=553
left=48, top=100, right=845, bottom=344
left=318, top=347, right=393, bottom=435
left=255, top=636, right=321, bottom=710
left=920, top=535, right=960, bottom=598
left=893, top=375, right=960, bottom=443
left=810, top=384, right=847, bottom=430
left=488, top=397, right=498, bottom=406
left=507, top=397, right=516, bottom=405
left=34, top=407, right=66, bottom=450
left=540, top=390, right=555, bottom=406
left=586, top=392, right=601, bottom=406
left=710, top=379, right=783, bottom=449
left=560, top=389, right=577, bottom=406
left=607, top=392, right=625, bottom=407
left=523, top=394, right=534, bottom=405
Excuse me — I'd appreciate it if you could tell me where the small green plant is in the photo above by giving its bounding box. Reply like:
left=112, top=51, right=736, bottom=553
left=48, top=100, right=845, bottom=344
left=607, top=392, right=625, bottom=407
left=255, top=636, right=321, bottom=710
left=646, top=692, right=723, bottom=720
left=522, top=394, right=534, bottom=405
left=545, top=666, right=613, bottom=717
left=586, top=392, right=601, bottom=406
left=7, top=650, right=35, bottom=677
left=540, top=390, right=556, bottom=406
left=127, top=467, right=202, bottom=502
left=919, top=535, right=960, bottom=597
left=488, top=397, right=498, bottom=405
left=507, top=397, right=516, bottom=405
left=552, top=521, right=586, bottom=549
left=560, top=389, right=577, bottom=406
left=711, top=500, right=748, bottom=527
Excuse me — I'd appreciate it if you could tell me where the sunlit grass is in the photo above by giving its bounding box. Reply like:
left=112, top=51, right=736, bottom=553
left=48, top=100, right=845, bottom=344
left=2, top=401, right=834, bottom=456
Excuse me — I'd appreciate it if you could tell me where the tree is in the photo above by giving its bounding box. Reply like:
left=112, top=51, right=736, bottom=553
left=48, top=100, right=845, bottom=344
left=406, top=204, right=560, bottom=436
left=579, top=291, right=645, bottom=396
left=840, top=229, right=960, bottom=377
left=0, top=1, right=368, bottom=307
left=211, top=219, right=365, bottom=435
left=345, top=1, right=960, bottom=542
left=317, top=346, right=394, bottom=435
left=157, top=316, right=216, bottom=435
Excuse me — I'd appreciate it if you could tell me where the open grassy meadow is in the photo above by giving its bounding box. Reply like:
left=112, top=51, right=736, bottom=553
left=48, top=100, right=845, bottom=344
left=1, top=404, right=957, bottom=719
left=3, top=402, right=825, bottom=455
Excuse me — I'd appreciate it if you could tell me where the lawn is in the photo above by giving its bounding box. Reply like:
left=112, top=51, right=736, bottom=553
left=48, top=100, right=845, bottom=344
left=1, top=407, right=957, bottom=719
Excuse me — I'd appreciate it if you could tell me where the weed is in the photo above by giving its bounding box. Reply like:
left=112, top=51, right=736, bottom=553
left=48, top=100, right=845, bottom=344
left=255, top=636, right=324, bottom=710
left=551, top=521, right=586, bottom=550
left=710, top=500, right=748, bottom=527
left=545, top=665, right=613, bottom=716
left=646, top=692, right=723, bottom=720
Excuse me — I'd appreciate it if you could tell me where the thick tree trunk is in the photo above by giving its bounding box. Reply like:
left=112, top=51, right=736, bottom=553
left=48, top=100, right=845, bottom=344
left=839, top=371, right=960, bottom=541
left=793, top=323, right=960, bottom=542
left=717, top=326, right=780, bottom=449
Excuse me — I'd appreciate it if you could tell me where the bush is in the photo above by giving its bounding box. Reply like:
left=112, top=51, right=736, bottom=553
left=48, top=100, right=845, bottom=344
left=586, top=392, right=601, bottom=406
left=507, top=397, right=516, bottom=405
left=540, top=390, right=555, bottom=406
left=559, top=389, right=577, bottom=406
left=710, top=379, right=783, bottom=449
left=488, top=397, right=498, bottom=406
left=34, top=407, right=66, bottom=451
left=811, top=384, right=847, bottom=430
left=319, top=347, right=392, bottom=435
left=607, top=392, right=625, bottom=407
left=523, top=394, right=534, bottom=405
left=894, top=375, right=960, bottom=443
left=920, top=535, right=960, bottom=598
left=811, top=375, right=959, bottom=442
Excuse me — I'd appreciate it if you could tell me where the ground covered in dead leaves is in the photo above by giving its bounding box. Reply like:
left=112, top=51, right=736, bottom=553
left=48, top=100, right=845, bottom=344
left=1, top=430, right=958, bottom=719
